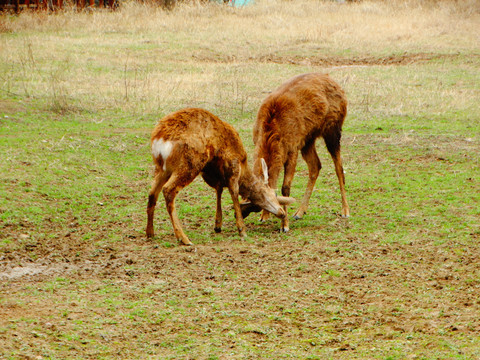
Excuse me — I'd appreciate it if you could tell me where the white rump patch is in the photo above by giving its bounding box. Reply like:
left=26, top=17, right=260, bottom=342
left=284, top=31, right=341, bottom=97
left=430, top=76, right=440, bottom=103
left=152, top=138, right=173, bottom=170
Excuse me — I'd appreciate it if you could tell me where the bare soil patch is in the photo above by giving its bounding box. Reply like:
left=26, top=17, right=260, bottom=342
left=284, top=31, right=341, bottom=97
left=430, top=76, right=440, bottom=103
left=1, top=190, right=480, bottom=358
left=191, top=52, right=466, bottom=67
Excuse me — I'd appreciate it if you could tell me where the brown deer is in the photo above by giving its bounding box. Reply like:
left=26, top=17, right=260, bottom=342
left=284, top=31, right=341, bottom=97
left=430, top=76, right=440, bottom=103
left=247, top=73, right=350, bottom=232
left=146, top=108, right=295, bottom=245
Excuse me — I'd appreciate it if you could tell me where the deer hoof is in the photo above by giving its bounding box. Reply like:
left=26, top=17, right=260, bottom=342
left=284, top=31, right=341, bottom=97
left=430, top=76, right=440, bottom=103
left=293, top=209, right=305, bottom=220
left=214, top=227, right=222, bottom=233
left=179, top=238, right=194, bottom=246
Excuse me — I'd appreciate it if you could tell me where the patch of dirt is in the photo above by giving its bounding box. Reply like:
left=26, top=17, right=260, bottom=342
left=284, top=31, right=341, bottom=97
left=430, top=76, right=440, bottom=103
left=0, top=99, right=27, bottom=117
left=1, top=217, right=480, bottom=358
left=0, top=265, right=57, bottom=280
left=191, top=52, right=467, bottom=67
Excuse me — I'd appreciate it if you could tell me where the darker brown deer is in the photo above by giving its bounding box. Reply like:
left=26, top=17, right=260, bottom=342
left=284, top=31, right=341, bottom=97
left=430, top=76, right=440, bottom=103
left=146, top=108, right=295, bottom=245
left=248, top=73, right=350, bottom=232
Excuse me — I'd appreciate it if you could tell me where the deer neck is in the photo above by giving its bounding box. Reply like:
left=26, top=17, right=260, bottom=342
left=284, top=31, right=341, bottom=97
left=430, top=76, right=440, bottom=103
left=253, top=133, right=282, bottom=178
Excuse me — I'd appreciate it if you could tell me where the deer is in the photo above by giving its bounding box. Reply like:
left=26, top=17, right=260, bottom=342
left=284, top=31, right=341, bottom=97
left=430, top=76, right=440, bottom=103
left=242, top=73, right=350, bottom=232
left=146, top=108, right=295, bottom=246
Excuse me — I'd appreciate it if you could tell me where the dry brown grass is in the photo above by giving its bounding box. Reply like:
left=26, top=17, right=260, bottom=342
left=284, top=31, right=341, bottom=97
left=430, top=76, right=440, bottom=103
left=1, top=0, right=478, bottom=117
left=3, top=0, right=479, bottom=53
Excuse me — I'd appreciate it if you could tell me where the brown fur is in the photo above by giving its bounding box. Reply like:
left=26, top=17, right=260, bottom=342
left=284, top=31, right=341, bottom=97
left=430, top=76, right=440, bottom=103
left=146, top=108, right=293, bottom=245
left=252, top=73, right=350, bottom=231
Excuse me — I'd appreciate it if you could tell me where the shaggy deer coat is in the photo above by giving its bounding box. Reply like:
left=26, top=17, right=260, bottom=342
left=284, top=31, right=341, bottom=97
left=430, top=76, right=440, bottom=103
left=146, top=108, right=294, bottom=245
left=251, top=73, right=350, bottom=231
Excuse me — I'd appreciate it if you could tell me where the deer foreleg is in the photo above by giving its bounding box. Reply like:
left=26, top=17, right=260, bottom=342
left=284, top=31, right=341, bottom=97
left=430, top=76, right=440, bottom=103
left=294, top=143, right=321, bottom=220
left=214, top=186, right=223, bottom=233
left=259, top=167, right=281, bottom=223
left=279, top=152, right=298, bottom=232
left=228, top=178, right=247, bottom=238
left=259, top=210, right=271, bottom=222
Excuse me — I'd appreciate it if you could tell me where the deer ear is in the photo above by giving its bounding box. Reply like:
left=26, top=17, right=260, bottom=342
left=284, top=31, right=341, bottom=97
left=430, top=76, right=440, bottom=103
left=277, top=196, right=295, bottom=205
left=260, top=158, right=269, bottom=184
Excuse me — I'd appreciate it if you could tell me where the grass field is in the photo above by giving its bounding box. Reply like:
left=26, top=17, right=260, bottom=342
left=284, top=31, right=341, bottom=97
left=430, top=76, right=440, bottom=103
left=1, top=0, right=480, bottom=358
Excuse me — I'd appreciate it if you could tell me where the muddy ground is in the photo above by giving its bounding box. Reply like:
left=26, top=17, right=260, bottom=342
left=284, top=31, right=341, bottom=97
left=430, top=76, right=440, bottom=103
left=1, top=204, right=479, bottom=359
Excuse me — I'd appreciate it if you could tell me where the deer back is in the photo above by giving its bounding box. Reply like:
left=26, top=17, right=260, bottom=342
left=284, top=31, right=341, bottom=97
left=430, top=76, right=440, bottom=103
left=253, top=73, right=347, bottom=166
left=151, top=108, right=248, bottom=184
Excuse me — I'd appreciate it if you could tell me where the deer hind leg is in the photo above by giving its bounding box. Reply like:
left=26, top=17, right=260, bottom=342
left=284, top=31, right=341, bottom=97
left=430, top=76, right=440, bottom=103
left=146, top=168, right=170, bottom=238
left=162, top=172, right=197, bottom=246
left=325, top=131, right=350, bottom=218
left=214, top=186, right=223, bottom=233
left=294, top=142, right=321, bottom=220
left=279, top=152, right=298, bottom=232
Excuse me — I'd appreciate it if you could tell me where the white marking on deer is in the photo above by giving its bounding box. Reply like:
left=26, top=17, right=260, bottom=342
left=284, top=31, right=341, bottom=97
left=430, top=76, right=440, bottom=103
left=152, top=138, right=173, bottom=170
left=145, top=108, right=295, bottom=245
